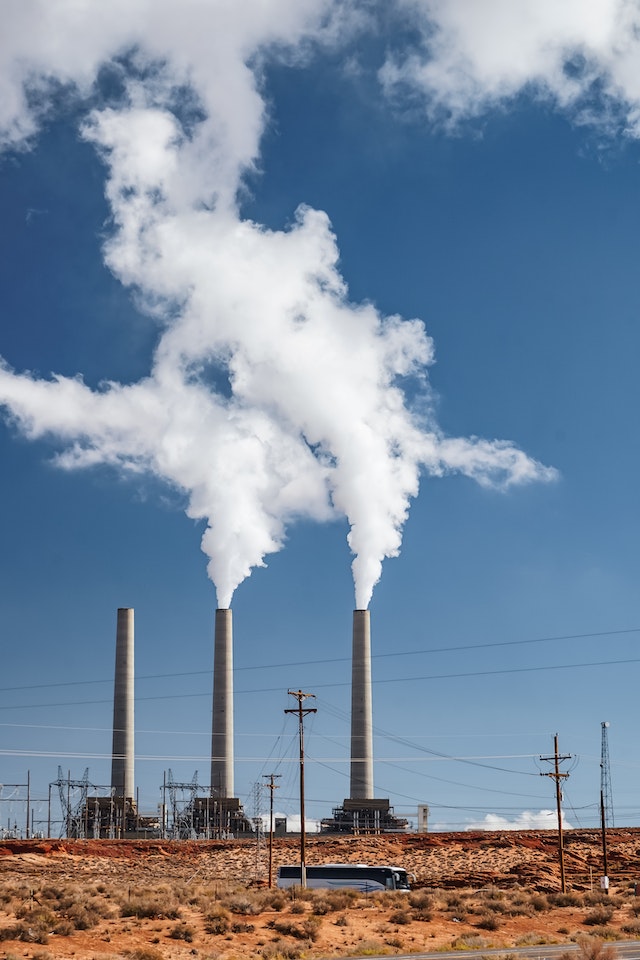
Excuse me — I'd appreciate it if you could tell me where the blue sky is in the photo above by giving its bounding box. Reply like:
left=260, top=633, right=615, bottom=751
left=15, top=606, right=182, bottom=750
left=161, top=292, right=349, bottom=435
left=1, top=0, right=640, bottom=836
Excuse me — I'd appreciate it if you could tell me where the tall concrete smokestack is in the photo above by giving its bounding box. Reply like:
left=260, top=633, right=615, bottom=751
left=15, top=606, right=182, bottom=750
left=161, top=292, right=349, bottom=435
left=111, top=607, right=134, bottom=800
left=211, top=608, right=234, bottom=797
left=350, top=609, right=374, bottom=799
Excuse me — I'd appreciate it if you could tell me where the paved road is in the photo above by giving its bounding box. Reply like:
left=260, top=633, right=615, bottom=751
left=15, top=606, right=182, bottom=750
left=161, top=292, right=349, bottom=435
left=326, top=940, right=640, bottom=960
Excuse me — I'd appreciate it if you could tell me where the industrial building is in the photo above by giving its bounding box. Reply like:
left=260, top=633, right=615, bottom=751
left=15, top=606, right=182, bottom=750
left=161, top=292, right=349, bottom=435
left=75, top=604, right=413, bottom=838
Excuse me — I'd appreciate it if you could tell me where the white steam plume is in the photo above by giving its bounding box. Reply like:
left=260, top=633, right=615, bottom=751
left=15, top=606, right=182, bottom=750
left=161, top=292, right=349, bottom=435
left=0, top=1, right=556, bottom=609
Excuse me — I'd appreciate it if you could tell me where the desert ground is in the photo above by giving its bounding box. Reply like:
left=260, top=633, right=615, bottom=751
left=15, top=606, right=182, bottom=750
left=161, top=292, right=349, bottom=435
left=2, top=830, right=640, bottom=960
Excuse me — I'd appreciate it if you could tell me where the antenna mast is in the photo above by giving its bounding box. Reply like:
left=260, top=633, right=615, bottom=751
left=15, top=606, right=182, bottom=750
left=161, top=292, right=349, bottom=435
left=600, top=721, right=614, bottom=828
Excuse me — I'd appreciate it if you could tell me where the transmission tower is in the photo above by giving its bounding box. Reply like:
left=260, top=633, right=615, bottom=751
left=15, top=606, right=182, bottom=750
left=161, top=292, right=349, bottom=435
left=600, top=721, right=614, bottom=828
left=55, top=767, right=89, bottom=838
left=166, top=769, right=201, bottom=838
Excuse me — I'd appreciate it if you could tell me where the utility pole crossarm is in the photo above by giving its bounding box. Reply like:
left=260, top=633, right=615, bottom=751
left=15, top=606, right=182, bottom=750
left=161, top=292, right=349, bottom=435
left=539, top=733, right=572, bottom=894
left=285, top=689, right=316, bottom=889
left=263, top=773, right=282, bottom=889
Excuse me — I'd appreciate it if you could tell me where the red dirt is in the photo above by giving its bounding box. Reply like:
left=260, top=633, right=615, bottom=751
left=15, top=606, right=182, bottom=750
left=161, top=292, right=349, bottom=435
left=1, top=830, right=639, bottom=959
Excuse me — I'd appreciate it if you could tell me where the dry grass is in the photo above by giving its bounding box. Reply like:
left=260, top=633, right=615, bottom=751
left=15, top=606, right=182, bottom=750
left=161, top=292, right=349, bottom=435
left=2, top=834, right=640, bottom=958
left=0, top=875, right=636, bottom=959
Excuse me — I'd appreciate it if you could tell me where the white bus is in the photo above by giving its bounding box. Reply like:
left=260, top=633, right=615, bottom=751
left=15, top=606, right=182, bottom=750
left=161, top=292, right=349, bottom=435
left=276, top=863, right=412, bottom=892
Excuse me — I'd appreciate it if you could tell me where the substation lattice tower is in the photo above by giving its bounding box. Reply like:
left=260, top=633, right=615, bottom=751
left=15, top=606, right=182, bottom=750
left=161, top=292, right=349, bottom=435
left=165, top=769, right=202, bottom=839
left=600, top=721, right=614, bottom=828
left=55, top=766, right=89, bottom=838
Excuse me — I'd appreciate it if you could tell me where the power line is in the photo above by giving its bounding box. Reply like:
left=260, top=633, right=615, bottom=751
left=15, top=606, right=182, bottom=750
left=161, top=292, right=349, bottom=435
left=1, top=625, right=638, bottom=694
left=3, top=653, right=640, bottom=712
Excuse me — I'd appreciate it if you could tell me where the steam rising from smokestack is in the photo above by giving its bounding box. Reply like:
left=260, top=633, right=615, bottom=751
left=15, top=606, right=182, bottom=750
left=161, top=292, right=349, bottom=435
left=0, top=4, right=557, bottom=608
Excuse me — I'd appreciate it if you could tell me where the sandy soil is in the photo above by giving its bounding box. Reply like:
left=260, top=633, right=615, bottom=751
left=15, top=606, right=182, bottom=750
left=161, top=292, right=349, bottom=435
left=1, top=831, right=639, bottom=960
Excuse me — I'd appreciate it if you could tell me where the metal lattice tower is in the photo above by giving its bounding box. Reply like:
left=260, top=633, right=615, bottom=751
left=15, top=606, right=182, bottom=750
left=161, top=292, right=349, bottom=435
left=55, top=767, right=89, bottom=838
left=166, top=769, right=201, bottom=838
left=600, top=721, right=614, bottom=828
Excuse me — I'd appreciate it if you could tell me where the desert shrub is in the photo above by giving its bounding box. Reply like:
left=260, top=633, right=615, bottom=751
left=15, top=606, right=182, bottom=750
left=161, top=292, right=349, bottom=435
left=0, top=924, right=26, bottom=942
left=509, top=891, right=530, bottom=907
left=14, top=904, right=56, bottom=926
left=326, top=888, right=358, bottom=909
left=287, top=885, right=315, bottom=902
left=53, top=919, right=75, bottom=937
left=511, top=893, right=536, bottom=915
left=515, top=933, right=548, bottom=946
left=583, top=892, right=615, bottom=906
left=289, top=901, right=305, bottom=914
left=482, top=887, right=505, bottom=902
left=168, top=923, right=195, bottom=942
left=309, top=889, right=356, bottom=914
left=270, top=916, right=321, bottom=941
left=504, top=901, right=533, bottom=917
left=622, top=921, right=640, bottom=935
left=335, top=914, right=349, bottom=926
left=351, top=939, right=388, bottom=955
left=258, top=890, right=286, bottom=911
left=477, top=913, right=500, bottom=931
left=40, top=885, right=65, bottom=902
left=225, top=894, right=260, bottom=915
left=530, top=893, right=550, bottom=912
left=478, top=893, right=507, bottom=913
left=259, top=944, right=303, bottom=959
left=549, top=891, right=582, bottom=907
left=389, top=909, right=411, bottom=925
left=62, top=902, right=103, bottom=930
left=270, top=919, right=302, bottom=938
left=411, top=904, right=433, bottom=922
left=0, top=883, right=30, bottom=906
left=123, top=948, right=165, bottom=960
left=0, top=921, right=49, bottom=945
left=386, top=935, right=404, bottom=947
left=310, top=899, right=330, bottom=915
left=584, top=907, right=615, bottom=926
left=406, top=890, right=434, bottom=909
left=558, top=938, right=616, bottom=960
left=583, top=927, right=621, bottom=941
left=204, top=906, right=230, bottom=935
left=408, top=890, right=432, bottom=910
left=452, top=934, right=489, bottom=949
left=167, top=882, right=191, bottom=905
left=444, top=893, right=467, bottom=920
left=121, top=897, right=181, bottom=920
left=446, top=893, right=465, bottom=911
left=10, top=905, right=55, bottom=944
left=231, top=921, right=255, bottom=933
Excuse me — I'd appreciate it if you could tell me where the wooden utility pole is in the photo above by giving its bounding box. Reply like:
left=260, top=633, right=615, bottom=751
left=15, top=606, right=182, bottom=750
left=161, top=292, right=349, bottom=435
left=540, top=734, right=571, bottom=893
left=285, top=690, right=316, bottom=888
left=263, top=773, right=282, bottom=888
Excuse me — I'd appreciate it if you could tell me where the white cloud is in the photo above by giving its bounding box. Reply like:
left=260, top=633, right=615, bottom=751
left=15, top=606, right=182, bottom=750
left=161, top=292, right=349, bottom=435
left=465, top=809, right=573, bottom=831
left=0, top=1, right=557, bottom=609
left=382, top=0, right=640, bottom=135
